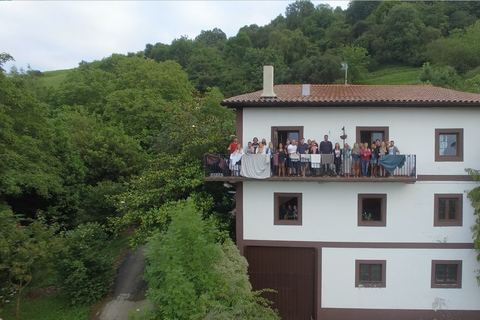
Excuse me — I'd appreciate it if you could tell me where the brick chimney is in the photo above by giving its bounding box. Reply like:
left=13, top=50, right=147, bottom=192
left=261, top=65, right=276, bottom=98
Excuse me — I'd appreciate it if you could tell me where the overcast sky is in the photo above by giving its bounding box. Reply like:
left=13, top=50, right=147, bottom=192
left=1, top=1, right=350, bottom=72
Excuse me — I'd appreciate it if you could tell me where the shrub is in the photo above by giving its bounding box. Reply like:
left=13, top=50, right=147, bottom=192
left=56, top=223, right=114, bottom=305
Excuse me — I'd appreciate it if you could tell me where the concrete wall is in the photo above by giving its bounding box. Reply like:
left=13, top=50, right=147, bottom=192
left=321, top=247, right=480, bottom=310
left=242, top=181, right=476, bottom=243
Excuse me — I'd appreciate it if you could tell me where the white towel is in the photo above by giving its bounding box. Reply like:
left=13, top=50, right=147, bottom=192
left=310, top=154, right=321, bottom=168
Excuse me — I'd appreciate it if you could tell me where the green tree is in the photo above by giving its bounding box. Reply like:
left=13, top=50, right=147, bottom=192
left=269, top=28, right=309, bottom=65
left=144, top=199, right=279, bottom=320
left=466, top=168, right=480, bottom=284
left=426, top=21, right=480, bottom=74
left=56, top=223, right=114, bottom=305
left=0, top=61, right=63, bottom=220
left=195, top=28, right=227, bottom=49
left=285, top=0, right=315, bottom=31
left=382, top=3, right=428, bottom=65
left=419, top=62, right=462, bottom=89
left=338, top=44, right=371, bottom=83
left=223, top=32, right=253, bottom=67
left=53, top=106, right=146, bottom=185
left=0, top=209, right=58, bottom=318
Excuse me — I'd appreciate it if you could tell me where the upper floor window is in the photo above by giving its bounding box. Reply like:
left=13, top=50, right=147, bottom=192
left=274, top=193, right=302, bottom=225
left=435, top=129, right=463, bottom=162
left=434, top=194, right=463, bottom=227
left=431, top=260, right=462, bottom=288
left=358, top=194, right=387, bottom=227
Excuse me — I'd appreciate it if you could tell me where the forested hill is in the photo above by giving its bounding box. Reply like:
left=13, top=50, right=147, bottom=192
left=139, top=1, right=480, bottom=96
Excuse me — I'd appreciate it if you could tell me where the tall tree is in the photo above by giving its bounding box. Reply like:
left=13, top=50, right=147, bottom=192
left=144, top=198, right=279, bottom=320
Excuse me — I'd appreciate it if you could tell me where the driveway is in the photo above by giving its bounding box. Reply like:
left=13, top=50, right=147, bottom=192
left=92, top=246, right=149, bottom=320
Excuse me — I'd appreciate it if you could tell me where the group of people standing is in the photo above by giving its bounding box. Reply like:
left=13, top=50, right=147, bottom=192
left=227, top=135, right=400, bottom=178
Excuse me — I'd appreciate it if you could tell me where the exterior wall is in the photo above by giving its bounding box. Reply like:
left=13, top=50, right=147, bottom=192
left=242, top=181, right=476, bottom=243
left=237, top=104, right=480, bottom=317
left=241, top=106, right=480, bottom=176
left=321, top=247, right=480, bottom=310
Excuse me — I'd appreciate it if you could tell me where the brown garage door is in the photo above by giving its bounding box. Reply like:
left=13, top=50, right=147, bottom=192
left=245, top=246, right=316, bottom=320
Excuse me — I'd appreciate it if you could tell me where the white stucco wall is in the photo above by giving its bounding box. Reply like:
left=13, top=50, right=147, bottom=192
left=241, top=106, right=480, bottom=176
left=321, top=247, right=480, bottom=310
left=242, top=181, right=477, bottom=243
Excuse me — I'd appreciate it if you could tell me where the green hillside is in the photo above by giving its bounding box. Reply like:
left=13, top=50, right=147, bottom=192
left=41, top=69, right=71, bottom=87
left=358, top=66, right=422, bottom=85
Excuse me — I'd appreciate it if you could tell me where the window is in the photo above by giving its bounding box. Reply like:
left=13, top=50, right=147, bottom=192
left=434, top=194, right=463, bottom=226
left=358, top=194, right=387, bottom=227
left=274, top=193, right=302, bottom=225
left=431, top=260, right=462, bottom=288
left=435, top=129, right=463, bottom=162
left=271, top=126, right=304, bottom=149
left=355, top=260, right=386, bottom=288
left=356, top=126, right=389, bottom=145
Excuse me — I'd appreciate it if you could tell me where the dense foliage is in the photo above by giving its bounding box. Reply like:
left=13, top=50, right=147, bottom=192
left=466, top=169, right=480, bottom=283
left=56, top=223, right=114, bottom=305
left=3, top=0, right=480, bottom=317
left=144, top=199, right=279, bottom=320
left=142, top=0, right=480, bottom=95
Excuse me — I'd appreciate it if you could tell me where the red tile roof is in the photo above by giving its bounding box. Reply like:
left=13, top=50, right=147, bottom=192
left=221, top=84, right=480, bottom=107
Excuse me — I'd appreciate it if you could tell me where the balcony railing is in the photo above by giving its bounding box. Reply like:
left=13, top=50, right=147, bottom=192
left=204, top=153, right=416, bottom=182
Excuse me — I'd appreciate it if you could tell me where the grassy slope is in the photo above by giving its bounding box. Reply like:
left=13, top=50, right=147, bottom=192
left=40, top=69, right=71, bottom=87
left=358, top=66, right=422, bottom=85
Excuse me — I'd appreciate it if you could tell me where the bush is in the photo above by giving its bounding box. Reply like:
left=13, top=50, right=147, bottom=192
left=56, top=223, right=114, bottom=305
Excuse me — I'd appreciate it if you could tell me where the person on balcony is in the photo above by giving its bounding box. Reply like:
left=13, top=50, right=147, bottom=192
left=333, top=142, right=342, bottom=177
left=244, top=142, right=254, bottom=154
left=370, top=140, right=380, bottom=178
left=277, top=143, right=286, bottom=177
left=266, top=142, right=275, bottom=176
left=320, top=135, right=333, bottom=175
left=388, top=141, right=400, bottom=155
left=343, top=143, right=352, bottom=178
left=257, top=142, right=265, bottom=154
left=361, top=142, right=372, bottom=177
left=227, top=137, right=238, bottom=154
left=297, top=138, right=309, bottom=177
left=252, top=137, right=259, bottom=154
left=230, top=144, right=244, bottom=177
left=352, top=143, right=361, bottom=178
left=379, top=141, right=388, bottom=177
left=287, top=139, right=298, bottom=176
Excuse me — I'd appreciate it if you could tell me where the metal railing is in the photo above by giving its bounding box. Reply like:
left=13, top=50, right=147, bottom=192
left=204, top=153, right=416, bottom=179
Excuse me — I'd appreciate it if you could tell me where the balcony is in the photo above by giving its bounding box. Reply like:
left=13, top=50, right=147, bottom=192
left=204, top=153, right=417, bottom=183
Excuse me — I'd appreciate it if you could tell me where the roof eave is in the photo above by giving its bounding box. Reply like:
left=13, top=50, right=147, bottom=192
left=220, top=100, right=480, bottom=108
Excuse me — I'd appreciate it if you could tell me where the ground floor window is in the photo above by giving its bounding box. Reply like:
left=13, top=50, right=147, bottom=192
left=358, top=194, right=387, bottom=227
left=355, top=260, right=386, bottom=287
left=431, top=260, right=462, bottom=288
left=274, top=193, right=302, bottom=225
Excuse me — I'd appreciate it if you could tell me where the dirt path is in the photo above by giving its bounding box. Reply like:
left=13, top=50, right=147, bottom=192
left=91, top=246, right=149, bottom=320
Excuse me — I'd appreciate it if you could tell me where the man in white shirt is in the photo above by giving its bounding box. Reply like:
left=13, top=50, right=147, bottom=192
left=287, top=139, right=298, bottom=176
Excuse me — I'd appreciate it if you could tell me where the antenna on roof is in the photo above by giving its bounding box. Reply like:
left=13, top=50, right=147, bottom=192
left=341, top=62, right=348, bottom=85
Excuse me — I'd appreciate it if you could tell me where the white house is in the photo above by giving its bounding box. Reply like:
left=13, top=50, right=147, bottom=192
left=208, top=66, right=480, bottom=320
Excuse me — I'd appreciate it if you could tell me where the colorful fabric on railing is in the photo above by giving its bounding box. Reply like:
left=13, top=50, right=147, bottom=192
left=205, top=154, right=220, bottom=165
left=379, top=155, right=406, bottom=173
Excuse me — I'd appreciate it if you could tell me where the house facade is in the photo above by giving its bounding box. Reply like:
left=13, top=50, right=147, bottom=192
left=212, top=67, right=480, bottom=320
